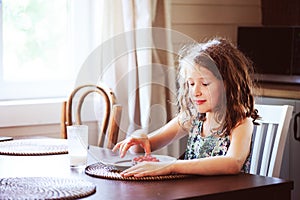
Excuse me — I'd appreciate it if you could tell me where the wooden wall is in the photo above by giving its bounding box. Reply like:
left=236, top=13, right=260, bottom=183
left=171, top=0, right=262, bottom=44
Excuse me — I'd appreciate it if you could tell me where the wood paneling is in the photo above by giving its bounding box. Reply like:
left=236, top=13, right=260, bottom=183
left=262, top=0, right=300, bottom=25
left=172, top=5, right=261, bottom=24
left=171, top=0, right=262, bottom=43
left=172, top=24, right=237, bottom=42
left=172, top=0, right=261, bottom=6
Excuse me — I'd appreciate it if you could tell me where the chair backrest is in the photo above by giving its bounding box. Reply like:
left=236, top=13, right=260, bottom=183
left=61, top=84, right=122, bottom=149
left=250, top=104, right=294, bottom=177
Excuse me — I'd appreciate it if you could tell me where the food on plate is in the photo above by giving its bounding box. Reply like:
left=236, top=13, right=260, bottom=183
left=132, top=154, right=160, bottom=165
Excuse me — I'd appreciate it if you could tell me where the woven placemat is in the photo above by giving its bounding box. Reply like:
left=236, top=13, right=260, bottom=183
left=0, top=138, right=68, bottom=156
left=85, top=162, right=189, bottom=181
left=0, top=177, right=96, bottom=199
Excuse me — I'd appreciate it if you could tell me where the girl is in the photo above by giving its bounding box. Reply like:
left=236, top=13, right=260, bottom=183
left=113, top=37, right=259, bottom=177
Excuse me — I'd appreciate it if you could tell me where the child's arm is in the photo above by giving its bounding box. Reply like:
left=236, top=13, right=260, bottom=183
left=113, top=116, right=188, bottom=157
left=121, top=117, right=253, bottom=177
left=170, top=117, right=254, bottom=175
left=147, top=117, right=188, bottom=152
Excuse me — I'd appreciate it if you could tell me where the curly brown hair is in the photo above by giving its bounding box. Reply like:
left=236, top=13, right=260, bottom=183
left=177, top=37, right=259, bottom=135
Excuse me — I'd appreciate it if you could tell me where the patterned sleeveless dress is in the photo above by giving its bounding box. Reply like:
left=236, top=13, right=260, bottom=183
left=184, top=114, right=251, bottom=173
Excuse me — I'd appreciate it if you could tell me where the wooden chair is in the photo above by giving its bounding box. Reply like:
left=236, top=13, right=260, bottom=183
left=61, top=84, right=122, bottom=149
left=250, top=104, right=294, bottom=177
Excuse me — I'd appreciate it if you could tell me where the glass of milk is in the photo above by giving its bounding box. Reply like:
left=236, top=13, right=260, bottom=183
left=67, top=125, right=88, bottom=167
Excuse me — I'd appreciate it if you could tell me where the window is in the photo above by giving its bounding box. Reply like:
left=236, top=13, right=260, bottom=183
left=0, top=0, right=116, bottom=128
left=0, top=0, right=98, bottom=101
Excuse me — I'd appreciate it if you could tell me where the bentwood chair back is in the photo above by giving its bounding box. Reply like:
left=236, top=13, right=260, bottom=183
left=61, top=84, right=122, bottom=149
left=250, top=104, right=294, bottom=177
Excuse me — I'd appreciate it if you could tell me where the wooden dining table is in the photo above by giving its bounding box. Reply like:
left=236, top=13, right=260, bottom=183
left=0, top=138, right=294, bottom=200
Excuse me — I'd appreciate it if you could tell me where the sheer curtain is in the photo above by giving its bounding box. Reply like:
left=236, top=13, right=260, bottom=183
left=119, top=0, right=182, bottom=157
left=74, top=0, right=182, bottom=157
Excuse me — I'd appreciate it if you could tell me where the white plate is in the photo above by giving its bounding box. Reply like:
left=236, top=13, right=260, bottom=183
left=101, top=154, right=177, bottom=171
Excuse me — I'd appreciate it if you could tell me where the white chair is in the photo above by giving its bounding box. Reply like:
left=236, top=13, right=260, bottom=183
left=250, top=104, right=294, bottom=177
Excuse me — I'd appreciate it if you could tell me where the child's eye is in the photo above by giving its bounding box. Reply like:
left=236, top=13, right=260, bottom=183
left=187, top=81, right=195, bottom=86
left=202, top=83, right=210, bottom=86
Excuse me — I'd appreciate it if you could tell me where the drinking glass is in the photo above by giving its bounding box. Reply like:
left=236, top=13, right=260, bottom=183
left=67, top=125, right=88, bottom=167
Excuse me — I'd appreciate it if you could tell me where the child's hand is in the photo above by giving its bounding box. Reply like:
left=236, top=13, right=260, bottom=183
left=112, top=130, right=151, bottom=158
left=120, top=161, right=175, bottom=177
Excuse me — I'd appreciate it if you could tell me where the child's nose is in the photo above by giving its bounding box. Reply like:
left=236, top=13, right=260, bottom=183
left=193, top=84, right=202, bottom=96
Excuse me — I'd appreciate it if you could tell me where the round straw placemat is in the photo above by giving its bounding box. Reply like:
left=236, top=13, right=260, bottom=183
left=85, top=162, right=189, bottom=181
left=0, top=138, right=68, bottom=156
left=0, top=177, right=96, bottom=199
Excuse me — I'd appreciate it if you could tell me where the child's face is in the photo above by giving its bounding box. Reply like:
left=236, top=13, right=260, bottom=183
left=186, top=65, right=224, bottom=113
